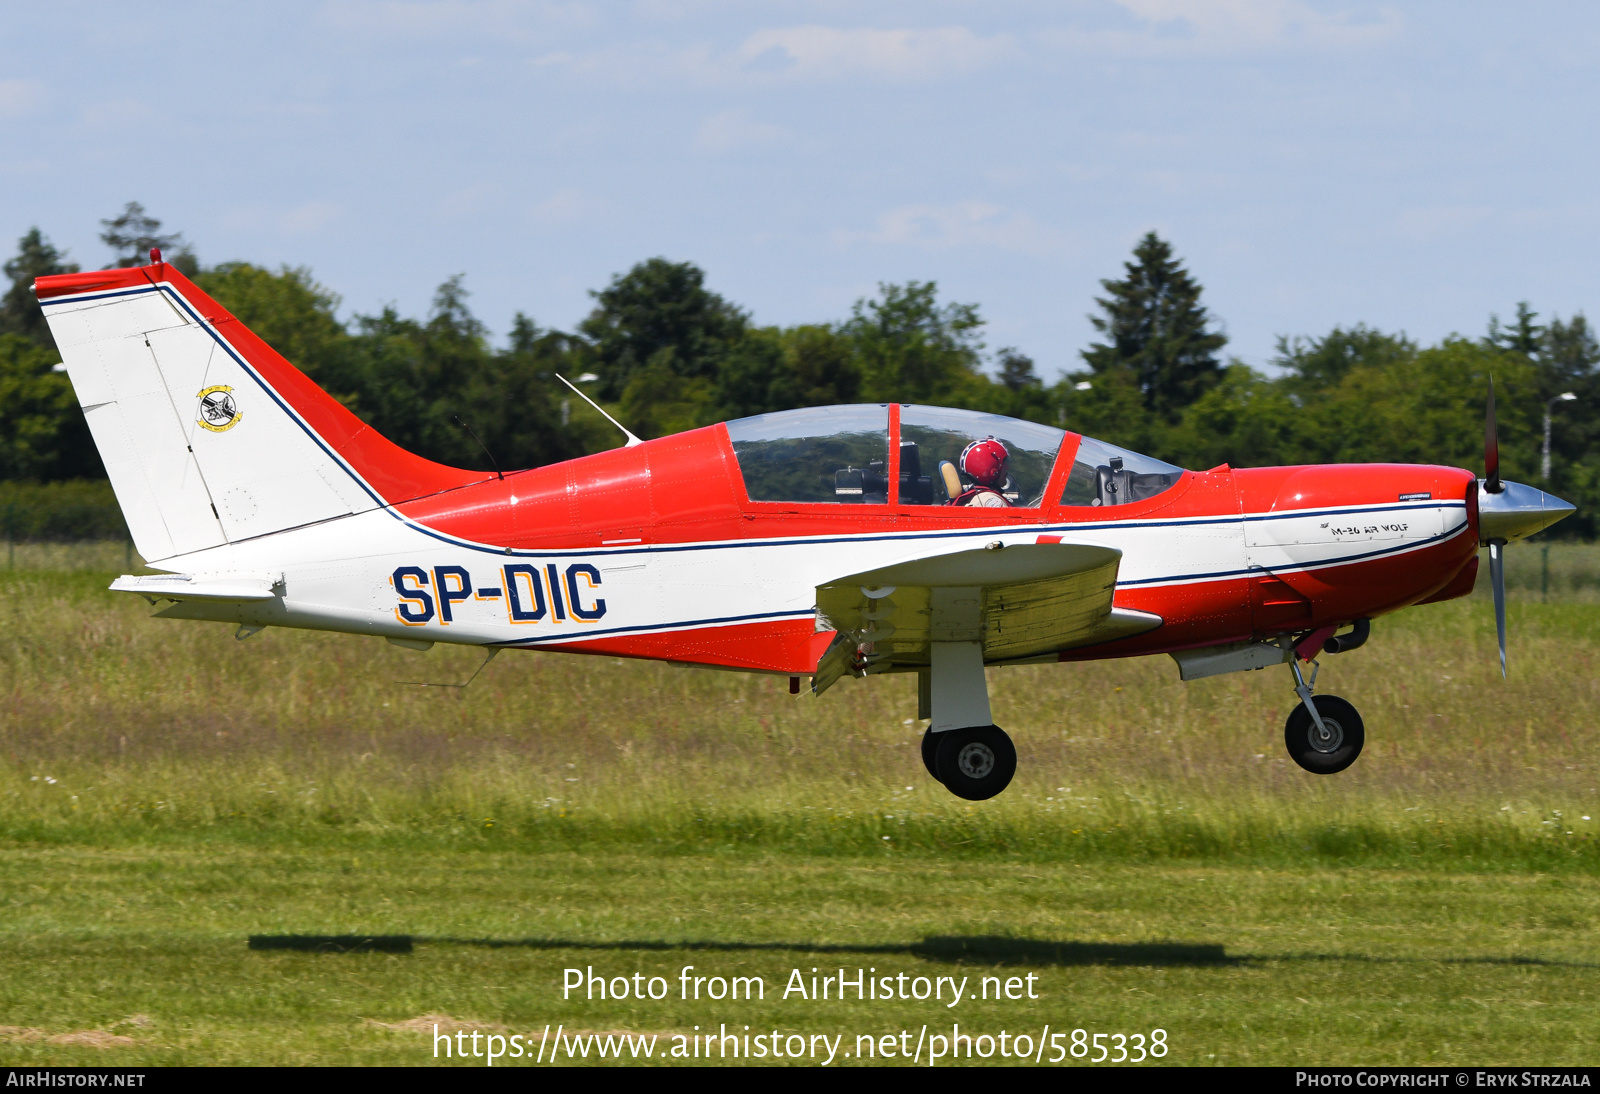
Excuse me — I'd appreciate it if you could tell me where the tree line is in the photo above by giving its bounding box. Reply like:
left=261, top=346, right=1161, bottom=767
left=2, top=203, right=1597, bottom=536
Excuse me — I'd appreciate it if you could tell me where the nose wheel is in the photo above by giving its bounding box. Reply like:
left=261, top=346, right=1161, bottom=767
left=1283, top=658, right=1365, bottom=773
left=1284, top=696, right=1364, bottom=773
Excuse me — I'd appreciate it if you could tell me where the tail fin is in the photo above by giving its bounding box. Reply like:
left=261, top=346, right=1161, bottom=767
left=36, top=260, right=485, bottom=563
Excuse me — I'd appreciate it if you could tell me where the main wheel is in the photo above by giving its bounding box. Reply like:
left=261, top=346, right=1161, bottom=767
left=1284, top=695, right=1365, bottom=774
left=921, top=728, right=943, bottom=782
left=934, top=725, right=1017, bottom=801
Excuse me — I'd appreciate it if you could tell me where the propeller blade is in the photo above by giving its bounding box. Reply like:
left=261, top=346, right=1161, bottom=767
left=1485, top=377, right=1502, bottom=493
left=1489, top=540, right=1507, bottom=677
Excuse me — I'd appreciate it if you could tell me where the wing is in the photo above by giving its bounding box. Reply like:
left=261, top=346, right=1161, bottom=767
left=812, top=541, right=1161, bottom=695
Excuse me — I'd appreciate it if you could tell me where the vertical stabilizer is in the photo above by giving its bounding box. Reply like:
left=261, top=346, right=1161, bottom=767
left=36, top=262, right=485, bottom=564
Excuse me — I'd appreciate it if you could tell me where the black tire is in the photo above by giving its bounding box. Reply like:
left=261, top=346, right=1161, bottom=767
left=1284, top=695, right=1365, bottom=774
left=934, top=725, right=1017, bottom=801
left=921, top=728, right=943, bottom=782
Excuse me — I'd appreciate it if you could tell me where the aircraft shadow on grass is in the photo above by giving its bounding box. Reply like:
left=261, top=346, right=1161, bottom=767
left=245, top=936, right=1600, bottom=971
left=245, top=934, right=1236, bottom=967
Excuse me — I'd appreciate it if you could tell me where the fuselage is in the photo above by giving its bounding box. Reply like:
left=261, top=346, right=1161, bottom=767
left=157, top=418, right=1480, bottom=674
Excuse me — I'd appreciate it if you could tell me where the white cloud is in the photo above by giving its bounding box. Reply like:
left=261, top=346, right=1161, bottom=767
left=735, top=25, right=1015, bottom=82
left=438, top=183, right=505, bottom=220
left=842, top=201, right=1068, bottom=256
left=693, top=108, right=787, bottom=153
left=215, top=200, right=343, bottom=237
left=316, top=0, right=598, bottom=41
left=81, top=98, right=154, bottom=129
left=0, top=79, right=42, bottom=118
left=527, top=186, right=605, bottom=227
left=1393, top=204, right=1493, bottom=243
left=526, top=22, right=1013, bottom=88
left=278, top=200, right=342, bottom=235
left=1041, top=0, right=1402, bottom=56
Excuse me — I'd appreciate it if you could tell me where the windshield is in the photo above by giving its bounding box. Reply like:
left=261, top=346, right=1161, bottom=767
left=1061, top=436, right=1184, bottom=507
left=726, top=405, right=890, bottom=504
left=899, top=406, right=1065, bottom=508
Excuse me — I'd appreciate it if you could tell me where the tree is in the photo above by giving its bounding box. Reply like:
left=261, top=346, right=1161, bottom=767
left=0, top=333, right=103, bottom=480
left=1163, top=363, right=1299, bottom=471
left=843, top=281, right=986, bottom=403
left=488, top=314, right=598, bottom=465
left=997, top=347, right=1041, bottom=392
left=1487, top=301, right=1543, bottom=358
left=579, top=258, right=747, bottom=401
left=1543, top=313, right=1600, bottom=387
left=0, top=228, right=78, bottom=350
left=100, top=201, right=197, bottom=274
left=1081, top=232, right=1226, bottom=419
left=1053, top=365, right=1164, bottom=459
left=716, top=324, right=864, bottom=420
left=195, top=263, right=352, bottom=394
left=1272, top=325, right=1416, bottom=394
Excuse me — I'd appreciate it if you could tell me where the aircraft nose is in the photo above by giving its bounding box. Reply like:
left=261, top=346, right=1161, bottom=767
left=1478, top=479, right=1576, bottom=544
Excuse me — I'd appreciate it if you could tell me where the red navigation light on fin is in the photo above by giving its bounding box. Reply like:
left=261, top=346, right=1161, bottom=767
left=150, top=247, right=162, bottom=265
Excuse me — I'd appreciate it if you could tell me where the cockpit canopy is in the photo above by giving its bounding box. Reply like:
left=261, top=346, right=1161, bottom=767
left=724, top=404, right=1183, bottom=509
left=1060, top=435, right=1184, bottom=508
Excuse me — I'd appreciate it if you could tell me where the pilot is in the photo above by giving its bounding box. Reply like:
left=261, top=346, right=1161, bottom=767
left=949, top=436, right=1011, bottom=507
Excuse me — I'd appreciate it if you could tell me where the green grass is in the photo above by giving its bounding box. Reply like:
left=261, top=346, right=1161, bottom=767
left=1, top=545, right=1598, bottom=1065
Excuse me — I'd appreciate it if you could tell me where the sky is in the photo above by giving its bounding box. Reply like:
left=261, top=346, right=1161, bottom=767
left=2, top=1, right=1598, bottom=380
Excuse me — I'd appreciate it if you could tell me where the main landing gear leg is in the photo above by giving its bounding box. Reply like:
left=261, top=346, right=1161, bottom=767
left=921, top=641, right=1016, bottom=800
left=1283, top=657, right=1365, bottom=774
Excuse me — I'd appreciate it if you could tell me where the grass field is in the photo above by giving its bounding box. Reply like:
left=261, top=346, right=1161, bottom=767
left=1, top=541, right=1597, bottom=1066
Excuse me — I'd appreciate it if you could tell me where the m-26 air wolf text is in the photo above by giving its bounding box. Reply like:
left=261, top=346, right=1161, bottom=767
left=391, top=563, right=605, bottom=627
left=1329, top=522, right=1409, bottom=537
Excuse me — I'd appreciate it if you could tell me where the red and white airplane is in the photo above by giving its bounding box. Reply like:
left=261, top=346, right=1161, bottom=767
left=35, top=254, right=1574, bottom=800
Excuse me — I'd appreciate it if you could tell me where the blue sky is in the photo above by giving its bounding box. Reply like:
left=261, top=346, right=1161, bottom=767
left=2, top=2, right=1597, bottom=379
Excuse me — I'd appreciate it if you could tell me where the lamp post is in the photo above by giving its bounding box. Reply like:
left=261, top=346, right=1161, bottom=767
left=1540, top=392, right=1577, bottom=600
left=1542, top=391, right=1577, bottom=483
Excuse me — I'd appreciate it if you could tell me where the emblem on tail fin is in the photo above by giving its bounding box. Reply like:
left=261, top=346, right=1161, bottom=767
left=196, top=386, right=242, bottom=432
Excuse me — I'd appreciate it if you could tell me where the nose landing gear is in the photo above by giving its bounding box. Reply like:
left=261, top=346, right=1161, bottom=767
left=1283, top=657, right=1365, bottom=774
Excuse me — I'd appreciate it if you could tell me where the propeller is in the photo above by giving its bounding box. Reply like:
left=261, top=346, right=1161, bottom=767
left=1488, top=541, right=1507, bottom=677
left=1484, top=377, right=1507, bottom=676
left=1475, top=378, right=1579, bottom=677
left=1484, top=376, right=1502, bottom=495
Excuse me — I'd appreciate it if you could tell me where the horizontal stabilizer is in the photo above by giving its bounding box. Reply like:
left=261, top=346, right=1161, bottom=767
left=109, top=573, right=281, bottom=602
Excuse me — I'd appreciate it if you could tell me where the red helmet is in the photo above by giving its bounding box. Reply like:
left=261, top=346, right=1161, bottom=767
left=960, top=436, right=1008, bottom=487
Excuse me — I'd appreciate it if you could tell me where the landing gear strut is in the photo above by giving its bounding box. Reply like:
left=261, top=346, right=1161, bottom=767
left=1283, top=658, right=1365, bottom=774
left=918, top=641, right=1017, bottom=800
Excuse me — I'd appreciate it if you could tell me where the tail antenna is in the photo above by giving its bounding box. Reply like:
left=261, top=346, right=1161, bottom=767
left=453, top=416, right=504, bottom=480
left=556, top=373, right=643, bottom=448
